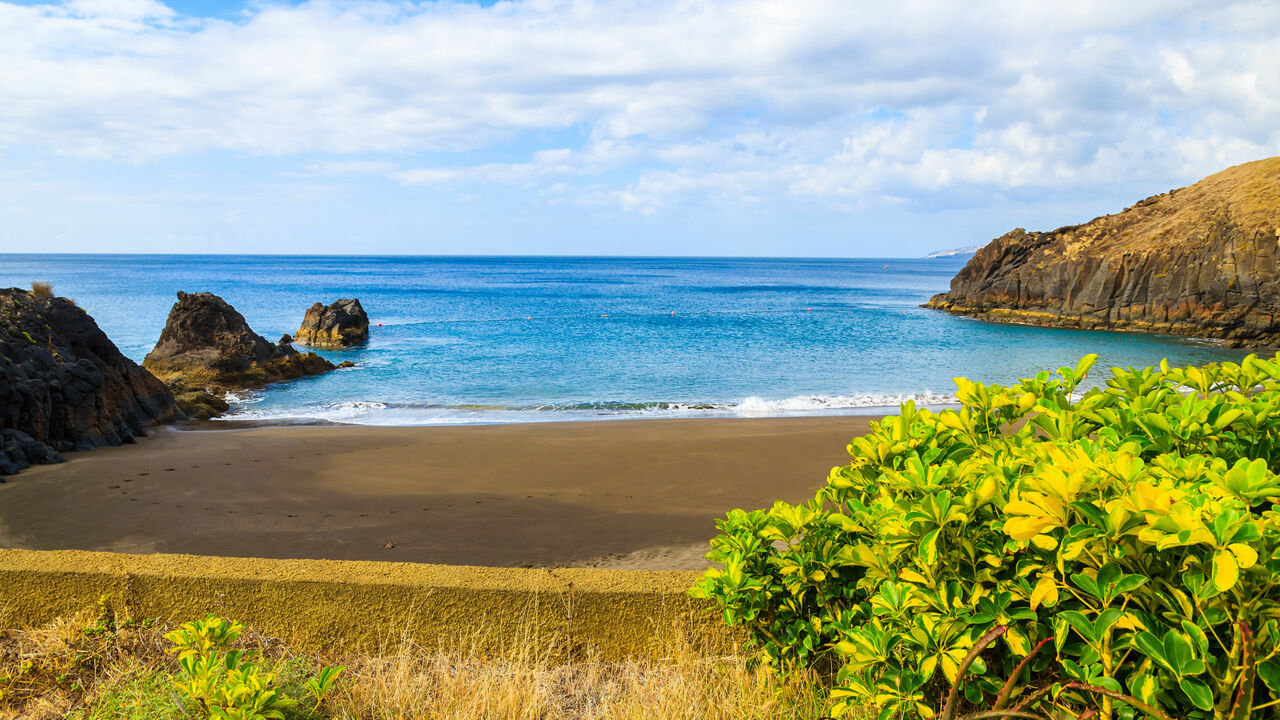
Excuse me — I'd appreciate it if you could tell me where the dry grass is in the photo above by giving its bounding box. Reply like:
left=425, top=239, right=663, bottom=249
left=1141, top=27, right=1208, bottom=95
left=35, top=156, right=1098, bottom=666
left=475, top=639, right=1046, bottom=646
left=0, top=611, right=838, bottom=720
left=331, top=629, right=831, bottom=720
left=29, top=282, right=53, bottom=298
left=0, top=609, right=168, bottom=720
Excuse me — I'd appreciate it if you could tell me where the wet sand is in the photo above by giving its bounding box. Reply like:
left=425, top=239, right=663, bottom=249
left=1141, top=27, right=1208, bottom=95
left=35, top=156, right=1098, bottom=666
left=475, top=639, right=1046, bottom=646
left=0, top=416, right=874, bottom=569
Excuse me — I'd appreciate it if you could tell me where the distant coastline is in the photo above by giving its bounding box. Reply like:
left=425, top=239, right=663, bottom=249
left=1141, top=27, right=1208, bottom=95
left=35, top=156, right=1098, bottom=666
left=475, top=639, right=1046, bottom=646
left=923, top=246, right=980, bottom=259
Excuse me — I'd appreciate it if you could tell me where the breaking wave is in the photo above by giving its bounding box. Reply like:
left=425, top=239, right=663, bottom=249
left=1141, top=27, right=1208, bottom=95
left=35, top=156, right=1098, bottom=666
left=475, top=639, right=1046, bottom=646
left=217, top=392, right=957, bottom=426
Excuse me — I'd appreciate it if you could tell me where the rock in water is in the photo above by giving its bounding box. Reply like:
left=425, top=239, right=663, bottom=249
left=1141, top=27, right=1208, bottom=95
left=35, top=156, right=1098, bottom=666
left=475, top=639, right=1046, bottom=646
left=926, top=156, right=1280, bottom=347
left=0, top=288, right=181, bottom=475
left=143, top=292, right=335, bottom=409
left=293, top=298, right=369, bottom=348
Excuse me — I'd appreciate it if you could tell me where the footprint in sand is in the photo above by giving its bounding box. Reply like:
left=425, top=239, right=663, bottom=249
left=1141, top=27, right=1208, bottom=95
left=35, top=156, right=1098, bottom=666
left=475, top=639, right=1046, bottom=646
left=108, top=485, right=120, bottom=489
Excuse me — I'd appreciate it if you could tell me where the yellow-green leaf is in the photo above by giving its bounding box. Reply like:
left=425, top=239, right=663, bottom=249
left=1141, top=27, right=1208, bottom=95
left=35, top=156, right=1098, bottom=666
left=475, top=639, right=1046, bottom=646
left=1228, top=542, right=1258, bottom=569
left=1030, top=575, right=1058, bottom=610
left=1212, top=549, right=1239, bottom=592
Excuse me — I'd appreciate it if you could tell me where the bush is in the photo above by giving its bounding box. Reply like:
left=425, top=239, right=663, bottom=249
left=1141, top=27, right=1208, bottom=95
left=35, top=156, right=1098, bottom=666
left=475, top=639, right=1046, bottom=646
left=693, top=354, right=1280, bottom=719
left=30, top=282, right=53, bottom=298
left=165, top=616, right=342, bottom=719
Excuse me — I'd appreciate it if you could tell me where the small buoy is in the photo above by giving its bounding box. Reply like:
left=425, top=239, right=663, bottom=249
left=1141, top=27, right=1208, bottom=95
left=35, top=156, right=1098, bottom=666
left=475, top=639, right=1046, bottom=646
left=671, top=311, right=676, bottom=315
left=377, top=323, right=382, bottom=327
left=601, top=314, right=608, bottom=317
left=806, top=307, right=812, bottom=311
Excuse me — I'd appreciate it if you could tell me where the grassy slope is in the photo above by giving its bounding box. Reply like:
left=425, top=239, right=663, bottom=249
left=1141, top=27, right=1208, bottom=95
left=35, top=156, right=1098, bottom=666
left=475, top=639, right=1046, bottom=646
left=3, top=610, right=838, bottom=720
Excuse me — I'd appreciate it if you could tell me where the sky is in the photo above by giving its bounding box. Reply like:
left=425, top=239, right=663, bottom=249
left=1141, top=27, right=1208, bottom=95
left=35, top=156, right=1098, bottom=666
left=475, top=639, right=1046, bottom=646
left=0, top=0, right=1278, bottom=256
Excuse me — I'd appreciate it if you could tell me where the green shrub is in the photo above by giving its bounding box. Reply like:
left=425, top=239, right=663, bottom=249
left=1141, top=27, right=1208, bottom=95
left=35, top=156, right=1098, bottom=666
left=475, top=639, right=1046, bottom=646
left=165, top=616, right=342, bottom=719
left=693, top=353, right=1280, bottom=719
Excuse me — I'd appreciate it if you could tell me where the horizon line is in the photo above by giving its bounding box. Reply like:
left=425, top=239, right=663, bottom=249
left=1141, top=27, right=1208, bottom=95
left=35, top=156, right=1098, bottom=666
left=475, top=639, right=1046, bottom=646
left=0, top=251, right=973, bottom=261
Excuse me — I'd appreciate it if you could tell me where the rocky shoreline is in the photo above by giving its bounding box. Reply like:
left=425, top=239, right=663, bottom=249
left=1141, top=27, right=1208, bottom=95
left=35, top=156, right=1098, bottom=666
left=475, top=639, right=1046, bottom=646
left=143, top=291, right=339, bottom=419
left=0, top=288, right=181, bottom=475
left=926, top=156, right=1280, bottom=348
left=1, top=287, right=369, bottom=474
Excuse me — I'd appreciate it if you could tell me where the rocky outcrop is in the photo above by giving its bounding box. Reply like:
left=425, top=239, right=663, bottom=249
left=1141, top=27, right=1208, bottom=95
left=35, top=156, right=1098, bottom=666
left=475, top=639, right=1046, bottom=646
left=926, top=157, right=1280, bottom=347
left=294, top=298, right=369, bottom=348
left=0, top=288, right=181, bottom=475
left=143, top=292, right=335, bottom=417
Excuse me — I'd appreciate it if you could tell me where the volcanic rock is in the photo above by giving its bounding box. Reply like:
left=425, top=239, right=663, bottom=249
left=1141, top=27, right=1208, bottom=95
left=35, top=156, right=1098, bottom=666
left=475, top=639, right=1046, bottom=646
left=143, top=291, right=335, bottom=409
left=0, top=288, right=181, bottom=475
left=926, top=157, right=1280, bottom=347
left=294, top=298, right=369, bottom=348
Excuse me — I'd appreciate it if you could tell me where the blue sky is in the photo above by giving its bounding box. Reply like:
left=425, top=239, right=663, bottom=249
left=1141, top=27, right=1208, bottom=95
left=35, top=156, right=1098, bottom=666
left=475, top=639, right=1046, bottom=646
left=0, top=0, right=1277, bottom=256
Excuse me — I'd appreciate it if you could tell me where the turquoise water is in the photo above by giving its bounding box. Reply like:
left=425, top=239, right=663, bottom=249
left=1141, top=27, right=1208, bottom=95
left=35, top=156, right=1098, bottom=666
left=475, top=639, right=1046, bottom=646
left=0, top=254, right=1248, bottom=424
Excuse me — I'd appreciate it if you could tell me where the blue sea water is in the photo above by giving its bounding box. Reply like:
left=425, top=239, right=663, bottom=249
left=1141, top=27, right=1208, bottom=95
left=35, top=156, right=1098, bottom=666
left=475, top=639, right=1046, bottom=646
left=0, top=254, right=1250, bottom=424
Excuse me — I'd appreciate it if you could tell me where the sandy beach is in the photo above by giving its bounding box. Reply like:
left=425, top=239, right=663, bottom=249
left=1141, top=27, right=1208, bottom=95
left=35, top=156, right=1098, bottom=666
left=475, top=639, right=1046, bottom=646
left=0, top=416, right=875, bottom=569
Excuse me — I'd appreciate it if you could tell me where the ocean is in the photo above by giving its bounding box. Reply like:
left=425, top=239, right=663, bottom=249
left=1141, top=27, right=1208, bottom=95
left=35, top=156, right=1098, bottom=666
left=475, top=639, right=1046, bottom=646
left=0, top=254, right=1249, bottom=425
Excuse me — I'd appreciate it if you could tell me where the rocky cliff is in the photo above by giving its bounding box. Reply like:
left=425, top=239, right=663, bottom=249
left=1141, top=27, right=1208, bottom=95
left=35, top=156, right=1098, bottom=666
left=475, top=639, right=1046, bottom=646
left=143, top=292, right=334, bottom=417
left=294, top=298, right=369, bottom=348
left=926, top=157, right=1280, bottom=347
left=0, top=288, right=181, bottom=475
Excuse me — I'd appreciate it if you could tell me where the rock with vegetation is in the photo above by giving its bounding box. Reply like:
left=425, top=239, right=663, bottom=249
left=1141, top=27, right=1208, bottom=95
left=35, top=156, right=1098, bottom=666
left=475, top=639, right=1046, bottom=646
left=293, top=298, right=369, bottom=348
left=143, top=291, right=335, bottom=417
left=0, top=287, right=181, bottom=475
left=926, top=156, right=1280, bottom=346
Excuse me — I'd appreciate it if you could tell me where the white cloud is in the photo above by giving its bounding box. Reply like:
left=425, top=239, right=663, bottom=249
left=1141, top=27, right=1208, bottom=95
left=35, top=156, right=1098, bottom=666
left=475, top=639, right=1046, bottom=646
left=0, top=0, right=1278, bottom=215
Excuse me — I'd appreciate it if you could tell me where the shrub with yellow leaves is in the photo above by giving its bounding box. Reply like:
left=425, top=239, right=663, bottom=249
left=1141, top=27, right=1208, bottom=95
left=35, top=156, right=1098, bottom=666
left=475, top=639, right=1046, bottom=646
left=692, top=354, right=1280, bottom=720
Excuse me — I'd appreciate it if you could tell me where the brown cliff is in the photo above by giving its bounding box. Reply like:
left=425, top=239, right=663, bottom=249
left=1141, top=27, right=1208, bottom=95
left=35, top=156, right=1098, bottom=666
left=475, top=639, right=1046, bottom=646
left=926, top=156, right=1280, bottom=347
left=0, top=287, right=181, bottom=475
left=143, top=292, right=334, bottom=417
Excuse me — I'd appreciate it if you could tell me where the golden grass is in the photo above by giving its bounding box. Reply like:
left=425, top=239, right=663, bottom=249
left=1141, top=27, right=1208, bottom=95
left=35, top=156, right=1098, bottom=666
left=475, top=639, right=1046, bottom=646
left=0, top=610, right=168, bottom=720
left=29, top=282, right=53, bottom=298
left=1, top=611, right=839, bottom=720
left=331, top=628, right=831, bottom=720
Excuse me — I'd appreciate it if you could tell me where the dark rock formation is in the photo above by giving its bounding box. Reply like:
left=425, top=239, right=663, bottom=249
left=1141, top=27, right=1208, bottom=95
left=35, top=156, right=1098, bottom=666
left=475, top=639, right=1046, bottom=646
left=926, top=157, right=1280, bottom=347
left=143, top=292, right=335, bottom=417
left=294, top=298, right=369, bottom=348
left=0, top=288, right=181, bottom=475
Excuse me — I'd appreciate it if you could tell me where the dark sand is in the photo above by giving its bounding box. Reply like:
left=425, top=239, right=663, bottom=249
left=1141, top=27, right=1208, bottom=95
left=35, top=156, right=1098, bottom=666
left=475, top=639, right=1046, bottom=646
left=0, top=416, right=875, bottom=569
